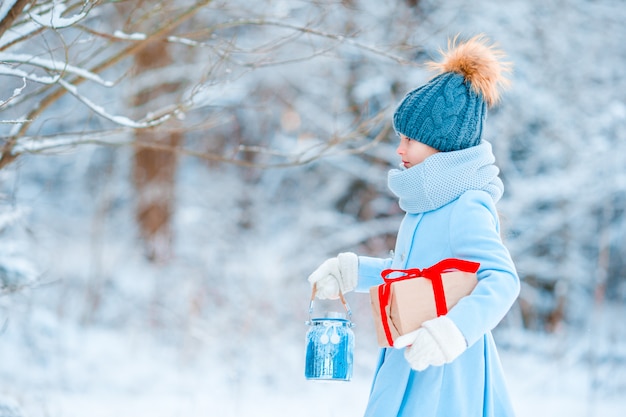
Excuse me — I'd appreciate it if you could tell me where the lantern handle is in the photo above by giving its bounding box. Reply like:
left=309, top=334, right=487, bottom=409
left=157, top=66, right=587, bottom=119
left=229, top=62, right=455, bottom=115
left=309, top=282, right=352, bottom=322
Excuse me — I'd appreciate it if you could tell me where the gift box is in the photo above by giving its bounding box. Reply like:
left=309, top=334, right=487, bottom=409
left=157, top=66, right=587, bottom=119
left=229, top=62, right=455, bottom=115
left=369, top=258, right=479, bottom=348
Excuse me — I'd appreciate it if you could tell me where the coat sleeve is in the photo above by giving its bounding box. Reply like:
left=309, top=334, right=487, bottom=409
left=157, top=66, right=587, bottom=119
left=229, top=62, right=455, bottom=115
left=355, top=256, right=391, bottom=293
left=445, top=191, right=520, bottom=347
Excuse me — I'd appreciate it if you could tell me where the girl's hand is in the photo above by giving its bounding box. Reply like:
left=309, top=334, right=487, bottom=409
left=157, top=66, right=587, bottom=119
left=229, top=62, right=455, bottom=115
left=399, top=316, right=468, bottom=371
left=307, top=252, right=358, bottom=299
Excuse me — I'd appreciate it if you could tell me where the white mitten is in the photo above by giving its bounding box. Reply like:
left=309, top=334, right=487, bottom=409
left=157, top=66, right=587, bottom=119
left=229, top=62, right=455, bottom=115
left=307, top=252, right=358, bottom=299
left=396, top=316, right=467, bottom=372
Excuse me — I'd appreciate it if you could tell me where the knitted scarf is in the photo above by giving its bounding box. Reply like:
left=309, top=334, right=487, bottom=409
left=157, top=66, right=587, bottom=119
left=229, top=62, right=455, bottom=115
left=387, top=141, right=503, bottom=214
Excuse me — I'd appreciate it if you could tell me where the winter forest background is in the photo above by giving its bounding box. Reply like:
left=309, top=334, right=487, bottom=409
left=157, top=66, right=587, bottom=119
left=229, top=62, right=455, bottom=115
left=1, top=0, right=625, bottom=416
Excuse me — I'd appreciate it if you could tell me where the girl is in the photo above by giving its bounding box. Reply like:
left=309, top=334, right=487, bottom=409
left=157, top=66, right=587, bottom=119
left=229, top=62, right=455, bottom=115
left=308, top=34, right=520, bottom=417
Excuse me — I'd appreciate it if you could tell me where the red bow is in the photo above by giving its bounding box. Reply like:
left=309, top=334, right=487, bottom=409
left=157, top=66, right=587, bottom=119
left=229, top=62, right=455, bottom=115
left=378, top=258, right=480, bottom=347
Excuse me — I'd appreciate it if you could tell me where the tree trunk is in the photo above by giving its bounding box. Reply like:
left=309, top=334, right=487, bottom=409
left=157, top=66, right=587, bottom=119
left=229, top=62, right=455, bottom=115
left=131, top=40, right=181, bottom=263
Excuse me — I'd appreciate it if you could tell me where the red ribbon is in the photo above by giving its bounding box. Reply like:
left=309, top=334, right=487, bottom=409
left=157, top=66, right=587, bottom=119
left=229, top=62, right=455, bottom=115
left=378, top=258, right=480, bottom=347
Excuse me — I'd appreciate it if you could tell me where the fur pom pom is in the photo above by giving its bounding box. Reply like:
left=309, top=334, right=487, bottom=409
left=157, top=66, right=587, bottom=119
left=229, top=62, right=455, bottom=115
left=427, top=34, right=512, bottom=107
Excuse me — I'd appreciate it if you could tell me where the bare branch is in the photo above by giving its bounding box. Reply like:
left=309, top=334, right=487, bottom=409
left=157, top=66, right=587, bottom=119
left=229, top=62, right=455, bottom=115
left=0, top=0, right=215, bottom=169
left=8, top=107, right=392, bottom=170
left=0, top=76, right=27, bottom=109
left=1, top=0, right=404, bottom=173
left=0, top=53, right=114, bottom=86
left=27, top=0, right=92, bottom=29
left=57, top=78, right=175, bottom=129
left=219, top=18, right=419, bottom=66
left=0, top=0, right=35, bottom=40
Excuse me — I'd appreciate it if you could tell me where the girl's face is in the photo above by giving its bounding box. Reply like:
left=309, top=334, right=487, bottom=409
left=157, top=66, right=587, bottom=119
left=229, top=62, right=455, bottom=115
left=396, top=134, right=439, bottom=168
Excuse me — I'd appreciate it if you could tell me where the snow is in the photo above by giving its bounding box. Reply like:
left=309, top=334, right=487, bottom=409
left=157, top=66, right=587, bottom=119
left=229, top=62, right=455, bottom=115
left=28, top=2, right=89, bottom=29
left=2, top=300, right=625, bottom=417
left=0, top=54, right=113, bottom=86
left=113, top=31, right=147, bottom=41
left=1, top=0, right=626, bottom=416
left=0, top=0, right=19, bottom=24
left=57, top=79, right=173, bottom=129
left=0, top=66, right=60, bottom=85
left=0, top=3, right=42, bottom=50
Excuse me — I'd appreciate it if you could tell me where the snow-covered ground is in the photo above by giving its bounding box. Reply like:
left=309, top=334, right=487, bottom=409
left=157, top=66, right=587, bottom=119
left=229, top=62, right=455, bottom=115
left=2, top=292, right=625, bottom=417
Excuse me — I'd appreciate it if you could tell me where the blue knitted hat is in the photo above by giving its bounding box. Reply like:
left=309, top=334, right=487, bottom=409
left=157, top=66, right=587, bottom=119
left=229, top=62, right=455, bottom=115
left=393, top=35, right=511, bottom=152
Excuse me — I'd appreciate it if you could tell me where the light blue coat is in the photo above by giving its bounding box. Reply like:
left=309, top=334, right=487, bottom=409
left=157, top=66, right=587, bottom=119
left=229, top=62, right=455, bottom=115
left=356, top=189, right=520, bottom=417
